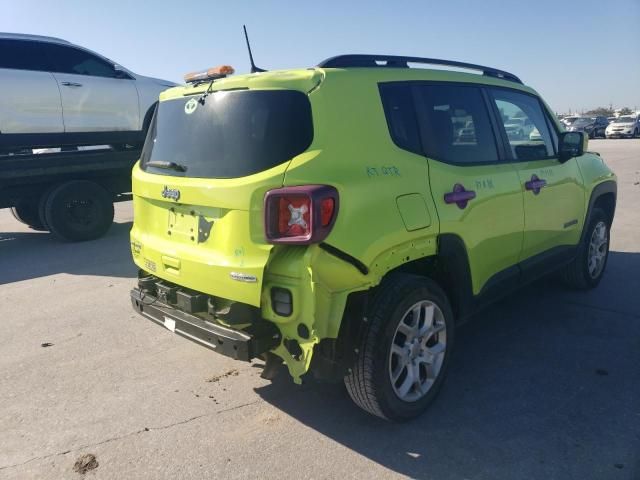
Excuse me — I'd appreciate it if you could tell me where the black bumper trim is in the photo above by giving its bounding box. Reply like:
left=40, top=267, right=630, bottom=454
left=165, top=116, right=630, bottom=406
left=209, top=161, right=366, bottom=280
left=130, top=289, right=280, bottom=361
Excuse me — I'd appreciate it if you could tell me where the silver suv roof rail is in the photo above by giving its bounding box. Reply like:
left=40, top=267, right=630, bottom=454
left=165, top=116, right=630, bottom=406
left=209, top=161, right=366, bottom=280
left=0, top=32, right=70, bottom=44
left=317, top=54, right=523, bottom=84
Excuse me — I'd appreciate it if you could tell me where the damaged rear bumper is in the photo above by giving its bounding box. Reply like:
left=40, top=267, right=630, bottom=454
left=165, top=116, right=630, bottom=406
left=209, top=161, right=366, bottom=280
left=130, top=286, right=280, bottom=361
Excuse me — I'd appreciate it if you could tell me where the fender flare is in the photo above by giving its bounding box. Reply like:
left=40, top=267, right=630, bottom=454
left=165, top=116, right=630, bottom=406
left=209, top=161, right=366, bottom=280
left=435, top=233, right=475, bottom=321
left=580, top=180, right=617, bottom=243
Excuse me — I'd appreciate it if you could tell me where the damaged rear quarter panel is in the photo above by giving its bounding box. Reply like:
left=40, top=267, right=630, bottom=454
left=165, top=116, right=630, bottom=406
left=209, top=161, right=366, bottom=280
left=263, top=71, right=439, bottom=381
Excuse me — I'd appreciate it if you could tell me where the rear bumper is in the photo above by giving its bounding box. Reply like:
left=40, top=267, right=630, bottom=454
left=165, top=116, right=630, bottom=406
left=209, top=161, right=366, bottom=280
left=130, top=288, right=280, bottom=361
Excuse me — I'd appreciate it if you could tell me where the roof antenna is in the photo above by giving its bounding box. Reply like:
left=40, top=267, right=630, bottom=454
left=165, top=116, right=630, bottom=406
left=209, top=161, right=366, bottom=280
left=243, top=25, right=265, bottom=73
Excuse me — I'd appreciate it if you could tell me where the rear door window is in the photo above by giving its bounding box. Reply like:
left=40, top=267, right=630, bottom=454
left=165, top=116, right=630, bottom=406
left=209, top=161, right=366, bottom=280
left=141, top=89, right=313, bottom=179
left=413, top=84, right=499, bottom=165
left=0, top=39, right=51, bottom=71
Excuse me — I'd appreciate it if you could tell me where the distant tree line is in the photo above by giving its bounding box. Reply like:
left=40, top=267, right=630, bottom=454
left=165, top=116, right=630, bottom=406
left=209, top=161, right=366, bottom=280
left=583, top=107, right=634, bottom=116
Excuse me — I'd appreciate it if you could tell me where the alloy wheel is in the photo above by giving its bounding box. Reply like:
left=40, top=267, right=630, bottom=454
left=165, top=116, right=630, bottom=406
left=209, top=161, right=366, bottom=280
left=588, top=221, right=608, bottom=279
left=388, top=300, right=447, bottom=402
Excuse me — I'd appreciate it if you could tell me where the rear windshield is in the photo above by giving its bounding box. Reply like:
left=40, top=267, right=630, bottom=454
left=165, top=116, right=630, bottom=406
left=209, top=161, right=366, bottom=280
left=140, top=89, right=313, bottom=178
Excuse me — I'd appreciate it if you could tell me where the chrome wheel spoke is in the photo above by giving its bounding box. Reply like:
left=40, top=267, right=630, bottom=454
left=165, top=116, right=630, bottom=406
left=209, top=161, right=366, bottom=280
left=396, top=363, right=416, bottom=398
left=390, top=344, right=410, bottom=382
left=417, top=304, right=435, bottom=336
left=421, top=323, right=445, bottom=346
left=391, top=344, right=410, bottom=365
left=426, top=342, right=446, bottom=357
left=396, top=320, right=414, bottom=339
left=391, top=362, right=407, bottom=383
left=414, top=377, right=429, bottom=396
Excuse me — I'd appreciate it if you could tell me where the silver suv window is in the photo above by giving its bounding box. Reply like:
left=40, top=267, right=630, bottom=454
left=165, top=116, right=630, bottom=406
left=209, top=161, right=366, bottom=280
left=0, top=39, right=50, bottom=71
left=40, top=43, right=118, bottom=78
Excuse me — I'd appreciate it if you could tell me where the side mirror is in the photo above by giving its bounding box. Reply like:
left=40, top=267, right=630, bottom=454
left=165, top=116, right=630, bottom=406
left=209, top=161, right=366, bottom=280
left=558, top=131, right=586, bottom=162
left=113, top=65, right=132, bottom=79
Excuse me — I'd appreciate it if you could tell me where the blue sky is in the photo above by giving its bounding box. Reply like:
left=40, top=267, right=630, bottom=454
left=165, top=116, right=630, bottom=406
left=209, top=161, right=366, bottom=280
left=3, top=0, right=639, bottom=113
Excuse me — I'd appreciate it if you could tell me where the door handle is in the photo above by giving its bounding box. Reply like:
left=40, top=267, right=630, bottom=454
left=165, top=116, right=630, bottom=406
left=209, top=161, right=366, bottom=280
left=61, top=81, right=82, bottom=87
left=525, top=174, right=547, bottom=195
left=444, top=183, right=476, bottom=209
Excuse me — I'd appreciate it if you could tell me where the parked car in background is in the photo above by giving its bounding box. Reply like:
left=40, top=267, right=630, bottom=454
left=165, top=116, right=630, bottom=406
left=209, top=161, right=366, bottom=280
left=456, top=120, right=476, bottom=142
left=605, top=115, right=640, bottom=138
left=504, top=116, right=534, bottom=140
left=567, top=116, right=608, bottom=138
left=562, top=116, right=579, bottom=127
left=529, top=127, right=542, bottom=141
left=0, top=33, right=177, bottom=242
left=0, top=32, right=177, bottom=152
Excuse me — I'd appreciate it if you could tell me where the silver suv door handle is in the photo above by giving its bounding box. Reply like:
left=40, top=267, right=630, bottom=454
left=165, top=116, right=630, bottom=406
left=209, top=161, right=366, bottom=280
left=61, top=81, right=83, bottom=87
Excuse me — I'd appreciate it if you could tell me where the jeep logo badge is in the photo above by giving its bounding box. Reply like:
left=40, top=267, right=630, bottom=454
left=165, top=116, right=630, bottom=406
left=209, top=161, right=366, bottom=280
left=184, top=98, right=198, bottom=115
left=161, top=186, right=180, bottom=201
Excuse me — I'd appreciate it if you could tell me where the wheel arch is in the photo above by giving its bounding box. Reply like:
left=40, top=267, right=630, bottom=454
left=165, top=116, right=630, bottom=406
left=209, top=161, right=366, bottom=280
left=367, top=234, right=473, bottom=316
left=582, top=181, right=617, bottom=242
left=331, top=234, right=474, bottom=375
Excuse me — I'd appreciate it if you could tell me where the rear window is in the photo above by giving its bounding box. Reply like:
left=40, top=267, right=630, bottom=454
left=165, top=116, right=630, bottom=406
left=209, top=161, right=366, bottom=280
left=0, top=39, right=51, bottom=71
left=378, top=84, right=422, bottom=154
left=141, top=89, right=313, bottom=179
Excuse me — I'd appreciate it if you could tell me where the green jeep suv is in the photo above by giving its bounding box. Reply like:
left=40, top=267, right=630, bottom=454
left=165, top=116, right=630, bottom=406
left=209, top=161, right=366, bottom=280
left=130, top=55, right=617, bottom=421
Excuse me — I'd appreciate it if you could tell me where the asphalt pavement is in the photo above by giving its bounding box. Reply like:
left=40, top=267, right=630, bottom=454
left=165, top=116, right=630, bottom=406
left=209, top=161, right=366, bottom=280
left=0, top=139, right=638, bottom=480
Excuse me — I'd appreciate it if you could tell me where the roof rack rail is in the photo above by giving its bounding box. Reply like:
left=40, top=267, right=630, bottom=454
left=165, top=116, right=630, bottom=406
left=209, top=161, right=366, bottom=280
left=317, top=54, right=523, bottom=84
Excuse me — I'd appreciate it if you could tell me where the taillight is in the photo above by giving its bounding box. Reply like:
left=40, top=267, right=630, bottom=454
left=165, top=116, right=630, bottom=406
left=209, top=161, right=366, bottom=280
left=264, top=185, right=339, bottom=244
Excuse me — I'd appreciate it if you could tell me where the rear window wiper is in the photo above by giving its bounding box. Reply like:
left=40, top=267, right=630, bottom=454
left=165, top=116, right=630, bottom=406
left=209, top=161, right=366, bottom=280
left=146, top=160, right=187, bottom=172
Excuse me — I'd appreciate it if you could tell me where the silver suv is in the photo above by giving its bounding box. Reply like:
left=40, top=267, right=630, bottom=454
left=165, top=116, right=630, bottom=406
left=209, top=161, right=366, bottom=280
left=0, top=33, right=176, bottom=151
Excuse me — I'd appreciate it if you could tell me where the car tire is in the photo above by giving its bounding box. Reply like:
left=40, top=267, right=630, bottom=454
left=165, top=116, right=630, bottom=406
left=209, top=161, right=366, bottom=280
left=634, top=128, right=639, bottom=138
left=43, top=180, right=114, bottom=242
left=10, top=200, right=47, bottom=231
left=344, top=274, right=454, bottom=421
left=37, top=185, right=59, bottom=231
left=562, top=208, right=609, bottom=289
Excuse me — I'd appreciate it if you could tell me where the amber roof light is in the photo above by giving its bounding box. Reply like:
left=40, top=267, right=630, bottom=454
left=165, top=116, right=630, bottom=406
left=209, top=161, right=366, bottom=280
left=184, top=65, right=235, bottom=83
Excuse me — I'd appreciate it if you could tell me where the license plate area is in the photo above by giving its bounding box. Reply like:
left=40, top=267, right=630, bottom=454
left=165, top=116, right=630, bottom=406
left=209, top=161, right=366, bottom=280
left=167, top=208, right=215, bottom=244
left=167, top=208, right=198, bottom=242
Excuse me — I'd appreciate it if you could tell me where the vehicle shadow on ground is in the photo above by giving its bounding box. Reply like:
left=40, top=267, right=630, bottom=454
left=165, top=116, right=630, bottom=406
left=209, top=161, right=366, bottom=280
left=255, top=251, right=640, bottom=480
left=0, top=221, right=137, bottom=284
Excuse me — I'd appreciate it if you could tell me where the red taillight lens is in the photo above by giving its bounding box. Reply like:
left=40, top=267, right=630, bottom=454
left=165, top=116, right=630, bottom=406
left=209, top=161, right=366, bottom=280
left=265, top=185, right=339, bottom=244
left=278, top=196, right=311, bottom=237
left=320, top=198, right=335, bottom=227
